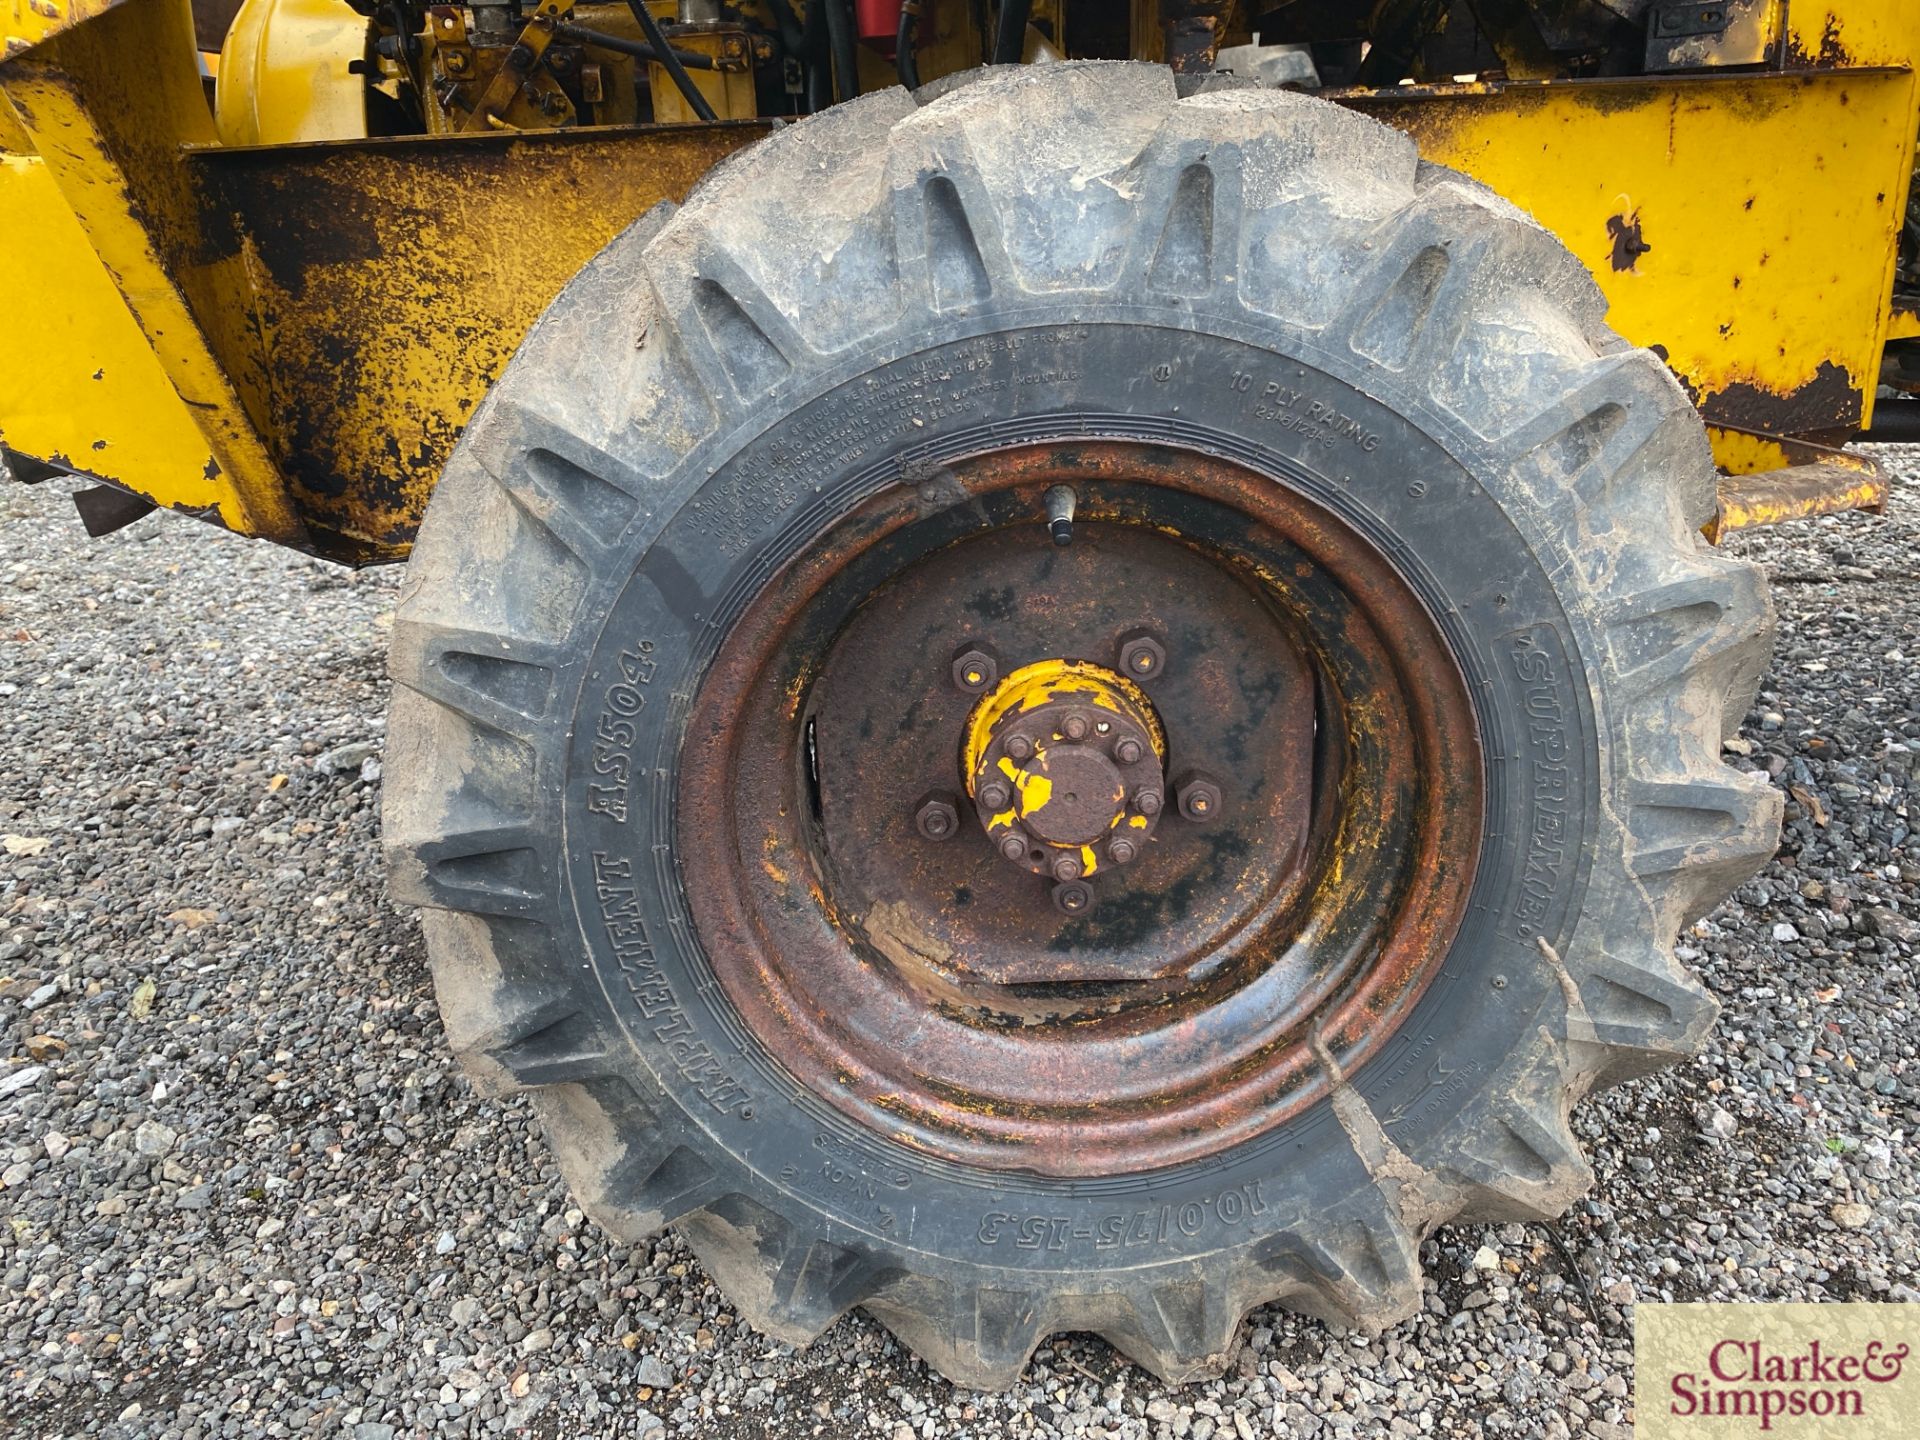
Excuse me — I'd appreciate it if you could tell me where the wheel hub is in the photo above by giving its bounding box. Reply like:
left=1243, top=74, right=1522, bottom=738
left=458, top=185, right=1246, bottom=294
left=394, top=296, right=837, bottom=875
left=676, top=440, right=1483, bottom=1175
left=963, top=660, right=1166, bottom=891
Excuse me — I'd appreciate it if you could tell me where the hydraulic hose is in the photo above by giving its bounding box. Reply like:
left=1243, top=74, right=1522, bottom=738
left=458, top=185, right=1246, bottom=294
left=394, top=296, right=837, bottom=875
left=991, top=0, right=1030, bottom=64
left=896, top=0, right=921, bottom=89
left=552, top=22, right=718, bottom=69
left=822, top=0, right=860, bottom=101
left=624, top=0, right=720, bottom=121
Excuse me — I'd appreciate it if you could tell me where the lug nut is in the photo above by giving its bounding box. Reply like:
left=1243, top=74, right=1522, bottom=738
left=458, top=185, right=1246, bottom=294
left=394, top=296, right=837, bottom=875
left=1117, top=629, right=1168, bottom=681
left=999, top=832, right=1030, bottom=862
left=1134, top=787, right=1163, bottom=816
left=978, top=780, right=1012, bottom=812
left=1108, top=836, right=1138, bottom=865
left=951, top=644, right=999, bottom=693
left=1175, top=773, right=1223, bottom=822
left=1061, top=713, right=1089, bottom=741
left=1114, top=736, right=1143, bottom=765
left=1051, top=853, right=1084, bottom=882
left=1004, top=733, right=1034, bottom=762
left=915, top=793, right=959, bottom=841
left=1053, top=879, right=1094, bottom=916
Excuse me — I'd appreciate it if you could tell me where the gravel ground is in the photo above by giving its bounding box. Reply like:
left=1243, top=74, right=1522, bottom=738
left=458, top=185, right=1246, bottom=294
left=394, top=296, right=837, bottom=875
left=1, top=453, right=1916, bottom=1440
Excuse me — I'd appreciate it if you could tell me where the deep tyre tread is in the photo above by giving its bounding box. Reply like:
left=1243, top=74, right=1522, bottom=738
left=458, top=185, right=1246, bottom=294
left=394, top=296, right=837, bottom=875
left=386, top=63, right=1780, bottom=1388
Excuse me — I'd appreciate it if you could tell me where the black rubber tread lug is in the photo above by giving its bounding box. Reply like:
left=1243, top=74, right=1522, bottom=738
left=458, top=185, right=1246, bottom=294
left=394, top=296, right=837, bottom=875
left=900, top=63, right=1173, bottom=294
left=1499, top=352, right=1701, bottom=523
left=1143, top=161, right=1219, bottom=297
left=1447, top=1096, right=1593, bottom=1224
left=1605, top=563, right=1775, bottom=699
left=1252, top=1204, right=1422, bottom=1332
left=1573, top=945, right=1722, bottom=1083
left=1333, top=180, right=1607, bottom=405
left=612, top=1144, right=729, bottom=1232
left=886, top=159, right=1009, bottom=315
left=487, top=438, right=649, bottom=561
left=1625, top=773, right=1782, bottom=922
left=390, top=813, right=545, bottom=917
left=679, top=1196, right=898, bottom=1344
left=484, top=1005, right=614, bottom=1089
left=388, top=620, right=562, bottom=739
left=1096, top=1278, right=1243, bottom=1383
left=866, top=1281, right=1051, bottom=1392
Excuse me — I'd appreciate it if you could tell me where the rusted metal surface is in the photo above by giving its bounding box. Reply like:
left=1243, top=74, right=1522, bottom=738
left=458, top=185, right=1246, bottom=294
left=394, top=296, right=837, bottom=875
left=185, top=121, right=770, bottom=562
left=1343, top=62, right=1920, bottom=452
left=1158, top=0, right=1230, bottom=73
left=1706, top=453, right=1891, bottom=543
left=677, top=440, right=1484, bottom=1177
left=960, top=658, right=1168, bottom=898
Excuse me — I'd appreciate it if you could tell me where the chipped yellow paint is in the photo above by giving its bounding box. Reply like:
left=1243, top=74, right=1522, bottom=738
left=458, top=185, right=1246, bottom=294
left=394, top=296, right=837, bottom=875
left=1347, top=46, right=1920, bottom=440
left=0, top=153, right=239, bottom=522
left=960, top=659, right=1164, bottom=876
left=2, top=0, right=124, bottom=56
left=995, top=754, right=1052, bottom=823
left=961, top=659, right=1164, bottom=784
left=1785, top=0, right=1919, bottom=68
left=1, top=0, right=307, bottom=542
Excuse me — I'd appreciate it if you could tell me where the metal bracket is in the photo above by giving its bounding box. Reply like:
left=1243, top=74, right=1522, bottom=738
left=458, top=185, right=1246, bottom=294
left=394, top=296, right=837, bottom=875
left=1649, top=2, right=1731, bottom=40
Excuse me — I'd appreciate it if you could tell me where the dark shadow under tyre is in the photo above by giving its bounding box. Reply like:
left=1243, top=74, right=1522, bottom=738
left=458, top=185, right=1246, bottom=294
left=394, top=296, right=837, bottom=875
left=384, top=64, right=1780, bottom=1389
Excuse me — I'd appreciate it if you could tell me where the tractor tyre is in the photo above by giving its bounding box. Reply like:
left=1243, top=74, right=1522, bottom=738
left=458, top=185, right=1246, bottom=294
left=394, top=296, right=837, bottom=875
left=385, top=64, right=1780, bottom=1389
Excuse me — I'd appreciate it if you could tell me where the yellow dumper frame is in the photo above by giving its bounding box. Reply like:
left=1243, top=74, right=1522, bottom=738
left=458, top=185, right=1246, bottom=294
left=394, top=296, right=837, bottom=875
left=3, top=0, right=1917, bottom=564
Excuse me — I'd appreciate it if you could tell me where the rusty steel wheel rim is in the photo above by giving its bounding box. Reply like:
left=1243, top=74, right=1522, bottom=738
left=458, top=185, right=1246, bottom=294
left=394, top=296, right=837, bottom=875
left=677, top=440, right=1483, bottom=1176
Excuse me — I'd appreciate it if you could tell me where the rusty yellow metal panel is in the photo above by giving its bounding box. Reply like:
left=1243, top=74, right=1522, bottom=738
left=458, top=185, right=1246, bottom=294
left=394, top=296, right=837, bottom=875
left=3, top=0, right=125, bottom=58
left=2, top=0, right=310, bottom=542
left=2, top=0, right=764, bottom=561
left=187, top=122, right=771, bottom=560
left=1348, top=66, right=1920, bottom=444
left=1786, top=0, right=1920, bottom=68
left=0, top=153, right=249, bottom=522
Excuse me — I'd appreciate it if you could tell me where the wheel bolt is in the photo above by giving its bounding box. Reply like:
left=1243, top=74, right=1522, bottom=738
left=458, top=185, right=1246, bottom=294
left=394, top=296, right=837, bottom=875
left=1053, top=879, right=1094, bottom=916
left=1051, top=852, right=1083, bottom=882
left=1134, top=787, right=1163, bottom=816
left=999, top=832, right=1029, bottom=862
left=978, top=780, right=1012, bottom=812
left=1117, top=630, right=1167, bottom=681
left=1113, top=736, right=1143, bottom=765
left=1176, top=773, right=1222, bottom=822
left=1004, top=733, right=1034, bottom=762
left=915, top=794, right=959, bottom=841
left=951, top=644, right=999, bottom=693
left=1061, top=713, right=1089, bottom=741
left=1108, top=836, right=1138, bottom=865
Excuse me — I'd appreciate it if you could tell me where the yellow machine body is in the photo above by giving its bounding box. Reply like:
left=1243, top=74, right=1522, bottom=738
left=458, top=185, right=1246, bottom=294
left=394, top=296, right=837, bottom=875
left=1, top=0, right=1916, bottom=562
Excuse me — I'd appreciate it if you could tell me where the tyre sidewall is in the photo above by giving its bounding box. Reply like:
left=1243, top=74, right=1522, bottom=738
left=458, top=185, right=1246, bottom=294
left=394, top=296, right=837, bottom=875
left=561, top=304, right=1601, bottom=1274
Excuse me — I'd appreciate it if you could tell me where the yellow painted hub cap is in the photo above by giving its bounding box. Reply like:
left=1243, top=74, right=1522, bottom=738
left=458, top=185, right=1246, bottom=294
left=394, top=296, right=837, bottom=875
left=961, top=659, right=1166, bottom=877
